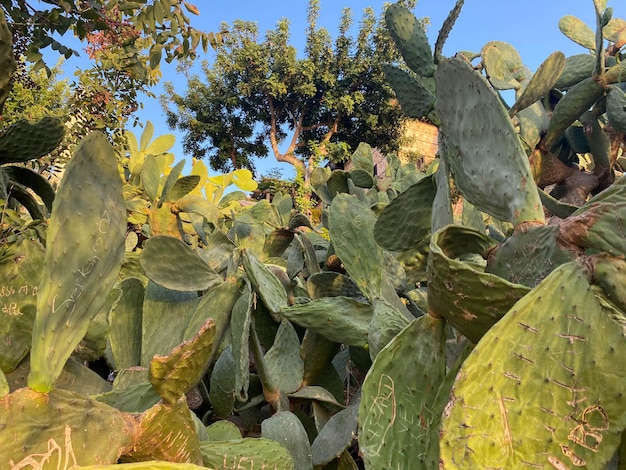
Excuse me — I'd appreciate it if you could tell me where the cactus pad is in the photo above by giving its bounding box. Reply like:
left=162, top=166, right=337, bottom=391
left=428, top=225, right=531, bottom=343
left=385, top=3, right=434, bottom=76
left=140, top=235, right=222, bottom=292
left=374, top=175, right=435, bottom=251
left=0, top=117, right=65, bottom=164
left=435, top=57, right=544, bottom=226
left=149, top=318, right=216, bottom=405
left=329, top=194, right=383, bottom=301
left=359, top=315, right=446, bottom=469
left=281, top=296, right=372, bottom=346
left=0, top=388, right=134, bottom=467
left=200, top=438, right=294, bottom=469
left=440, top=261, right=626, bottom=468
left=28, top=132, right=126, bottom=392
left=0, top=238, right=45, bottom=373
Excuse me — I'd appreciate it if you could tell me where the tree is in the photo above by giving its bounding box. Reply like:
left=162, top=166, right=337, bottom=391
left=1, top=0, right=222, bottom=138
left=161, top=0, right=420, bottom=180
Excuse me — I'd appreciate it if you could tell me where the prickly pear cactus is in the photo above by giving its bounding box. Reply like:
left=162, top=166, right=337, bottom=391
left=0, top=388, right=135, bottom=467
left=439, top=262, right=626, bottom=468
left=28, top=132, right=126, bottom=392
left=0, top=117, right=66, bottom=164
left=359, top=315, right=446, bottom=469
left=0, top=238, right=45, bottom=372
left=435, top=57, right=544, bottom=227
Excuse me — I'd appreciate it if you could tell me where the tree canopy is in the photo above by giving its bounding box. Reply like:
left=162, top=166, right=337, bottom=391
left=161, top=0, right=419, bottom=179
left=1, top=0, right=220, bottom=137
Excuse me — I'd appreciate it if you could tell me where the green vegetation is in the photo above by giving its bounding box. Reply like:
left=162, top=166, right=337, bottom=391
left=1, top=1, right=626, bottom=469
left=161, top=0, right=420, bottom=180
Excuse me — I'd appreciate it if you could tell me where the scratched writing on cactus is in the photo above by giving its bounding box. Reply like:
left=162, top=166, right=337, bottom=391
left=216, top=454, right=281, bottom=470
left=10, top=425, right=78, bottom=470
left=0, top=285, right=38, bottom=317
left=50, top=195, right=116, bottom=320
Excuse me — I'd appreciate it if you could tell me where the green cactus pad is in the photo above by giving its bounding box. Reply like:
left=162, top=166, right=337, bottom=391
left=109, top=278, right=144, bottom=370
left=0, top=9, right=16, bottom=114
left=0, top=238, right=45, bottom=373
left=0, top=388, right=134, bottom=467
left=149, top=317, right=216, bottom=405
left=0, top=117, right=65, bottom=164
left=205, top=420, right=242, bottom=441
left=183, top=278, right=241, bottom=345
left=281, top=297, right=372, bottom=347
left=306, top=272, right=364, bottom=300
left=329, top=194, right=383, bottom=301
left=264, top=320, right=304, bottom=394
left=351, top=142, right=374, bottom=173
left=231, top=281, right=252, bottom=401
left=383, top=64, right=435, bottom=118
left=123, top=399, right=203, bottom=464
left=439, top=262, right=626, bottom=468
left=243, top=249, right=288, bottom=315
left=592, top=254, right=626, bottom=313
left=359, top=315, right=446, bottom=469
left=163, top=174, right=200, bottom=202
left=81, top=463, right=207, bottom=470
left=543, top=76, right=604, bottom=151
left=141, top=282, right=200, bottom=366
left=559, top=15, right=597, bottom=50
left=485, top=224, right=574, bottom=288
left=28, top=132, right=126, bottom=393
left=349, top=168, right=374, bottom=188
left=261, top=411, right=312, bottom=469
left=481, top=41, right=523, bottom=90
left=607, top=85, right=626, bottom=133
left=558, top=196, right=626, bottom=256
left=555, top=54, right=596, bottom=90
left=140, top=235, right=222, bottom=292
left=368, top=298, right=411, bottom=359
left=385, top=3, right=435, bottom=77
left=209, top=346, right=237, bottom=417
left=509, top=51, right=566, bottom=117
left=7, top=356, right=111, bottom=396
left=374, top=175, right=435, bottom=251
left=432, top=157, right=454, bottom=233
left=95, top=381, right=161, bottom=413
left=200, top=438, right=294, bottom=469
left=435, top=57, right=544, bottom=226
left=434, top=0, right=465, bottom=64
left=311, top=405, right=358, bottom=466
left=3, top=165, right=56, bottom=213
left=428, top=225, right=531, bottom=343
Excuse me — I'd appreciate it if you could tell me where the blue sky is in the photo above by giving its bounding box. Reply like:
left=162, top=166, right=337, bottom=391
left=56, top=1, right=626, bottom=179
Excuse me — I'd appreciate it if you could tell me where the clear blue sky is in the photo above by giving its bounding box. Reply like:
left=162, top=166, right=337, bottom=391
left=56, top=1, right=626, bottom=179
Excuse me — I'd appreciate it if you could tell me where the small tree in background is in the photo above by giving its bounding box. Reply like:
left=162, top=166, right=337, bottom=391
left=161, top=0, right=421, bottom=182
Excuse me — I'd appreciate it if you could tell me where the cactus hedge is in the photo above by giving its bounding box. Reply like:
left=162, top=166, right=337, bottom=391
left=2, top=0, right=626, bottom=469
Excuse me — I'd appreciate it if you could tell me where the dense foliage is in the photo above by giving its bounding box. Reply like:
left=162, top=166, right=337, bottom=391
left=161, top=0, right=420, bottom=179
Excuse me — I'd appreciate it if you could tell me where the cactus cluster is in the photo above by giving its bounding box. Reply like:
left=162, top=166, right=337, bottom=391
left=3, top=1, right=626, bottom=469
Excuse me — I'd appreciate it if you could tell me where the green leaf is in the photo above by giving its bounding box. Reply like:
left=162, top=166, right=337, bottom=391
left=149, top=317, right=216, bottom=405
left=242, top=249, right=288, bottom=315
left=264, top=320, right=304, bottom=394
left=359, top=316, right=446, bottom=469
left=28, top=133, right=126, bottom=393
left=261, top=411, right=312, bottom=469
left=140, top=236, right=222, bottom=292
left=200, top=438, right=294, bottom=469
left=281, top=297, right=372, bottom=347
left=311, top=405, right=359, bottom=466
left=440, top=262, right=626, bottom=468
left=108, top=278, right=144, bottom=370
